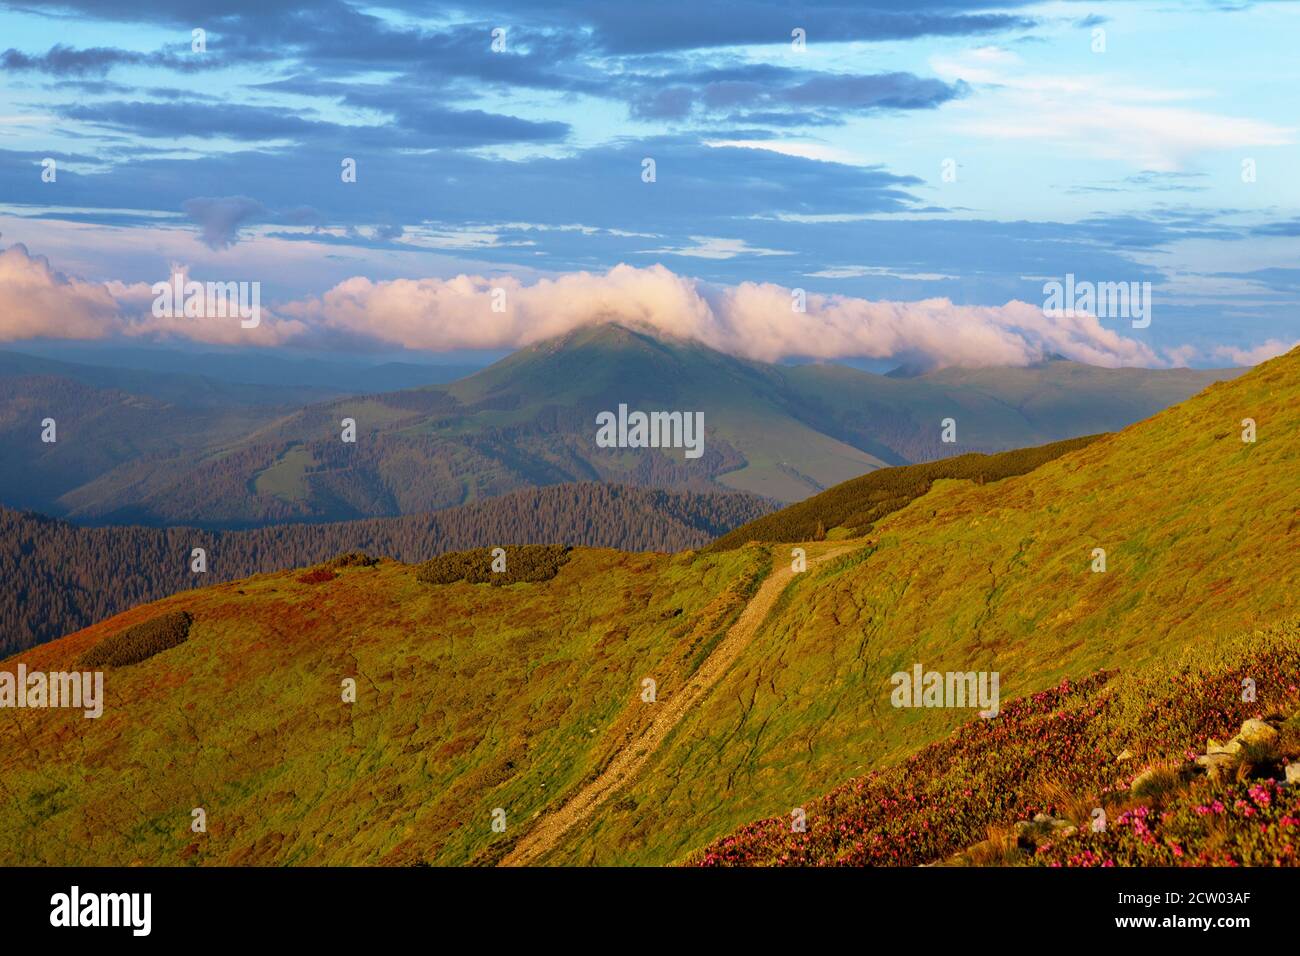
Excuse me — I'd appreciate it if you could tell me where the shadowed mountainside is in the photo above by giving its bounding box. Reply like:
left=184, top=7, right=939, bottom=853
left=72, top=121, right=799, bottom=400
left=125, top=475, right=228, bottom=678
left=0, top=324, right=1240, bottom=524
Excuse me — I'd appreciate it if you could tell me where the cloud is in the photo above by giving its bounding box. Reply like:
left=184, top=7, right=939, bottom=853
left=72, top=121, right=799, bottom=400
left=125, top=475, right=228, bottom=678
left=0, top=243, right=120, bottom=340
left=0, top=243, right=302, bottom=345
left=9, top=1, right=1037, bottom=55
left=1211, top=339, right=1298, bottom=365
left=57, top=99, right=569, bottom=148
left=3, top=244, right=1289, bottom=371
left=0, top=43, right=237, bottom=76
left=638, top=236, right=793, bottom=259
left=627, top=66, right=966, bottom=123
left=930, top=50, right=1295, bottom=171
left=280, top=262, right=1168, bottom=369
left=506, top=2, right=1036, bottom=54
left=182, top=196, right=266, bottom=251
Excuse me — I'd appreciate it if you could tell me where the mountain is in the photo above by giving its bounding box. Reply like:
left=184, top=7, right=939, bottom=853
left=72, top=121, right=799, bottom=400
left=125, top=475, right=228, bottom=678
left=0, top=482, right=774, bottom=656
left=0, top=350, right=342, bottom=407
left=5, top=346, right=481, bottom=394
left=1, top=345, right=1293, bottom=866
left=0, top=324, right=1243, bottom=525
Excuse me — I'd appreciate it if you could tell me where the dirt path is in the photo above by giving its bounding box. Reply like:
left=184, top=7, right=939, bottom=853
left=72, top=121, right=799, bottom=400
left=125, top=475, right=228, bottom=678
left=500, top=543, right=856, bottom=866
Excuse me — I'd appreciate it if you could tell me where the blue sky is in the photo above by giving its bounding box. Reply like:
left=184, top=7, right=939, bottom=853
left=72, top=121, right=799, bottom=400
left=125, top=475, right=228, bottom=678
left=0, top=0, right=1297, bottom=368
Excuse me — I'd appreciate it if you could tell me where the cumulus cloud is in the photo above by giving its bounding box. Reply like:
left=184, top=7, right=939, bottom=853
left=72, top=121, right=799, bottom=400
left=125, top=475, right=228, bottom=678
left=282, top=262, right=1166, bottom=369
left=1212, top=339, right=1298, bottom=366
left=0, top=243, right=303, bottom=346
left=0, top=243, right=121, bottom=340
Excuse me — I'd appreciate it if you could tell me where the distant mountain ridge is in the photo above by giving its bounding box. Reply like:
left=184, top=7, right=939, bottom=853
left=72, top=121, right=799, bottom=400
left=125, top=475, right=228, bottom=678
left=0, top=323, right=1243, bottom=525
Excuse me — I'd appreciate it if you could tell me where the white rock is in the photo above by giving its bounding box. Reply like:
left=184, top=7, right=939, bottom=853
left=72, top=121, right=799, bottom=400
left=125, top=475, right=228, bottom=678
left=1239, top=719, right=1278, bottom=746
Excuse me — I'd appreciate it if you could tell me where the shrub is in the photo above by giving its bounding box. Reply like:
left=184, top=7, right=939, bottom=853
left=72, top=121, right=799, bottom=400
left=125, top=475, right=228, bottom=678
left=77, top=610, right=193, bottom=668
left=414, top=545, right=572, bottom=586
left=692, top=618, right=1300, bottom=867
left=326, top=551, right=378, bottom=569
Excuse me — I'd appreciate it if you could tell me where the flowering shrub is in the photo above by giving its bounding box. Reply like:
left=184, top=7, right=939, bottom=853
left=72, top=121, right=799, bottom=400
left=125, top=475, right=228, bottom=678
left=1037, top=778, right=1299, bottom=867
left=693, top=621, right=1300, bottom=867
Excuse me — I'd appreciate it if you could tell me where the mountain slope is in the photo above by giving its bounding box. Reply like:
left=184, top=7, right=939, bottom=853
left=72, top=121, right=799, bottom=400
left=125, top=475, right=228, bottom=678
left=0, top=348, right=1290, bottom=867
left=0, top=350, right=342, bottom=407
left=0, top=324, right=1240, bottom=524
left=544, top=346, right=1298, bottom=864
left=704, top=433, right=1101, bottom=551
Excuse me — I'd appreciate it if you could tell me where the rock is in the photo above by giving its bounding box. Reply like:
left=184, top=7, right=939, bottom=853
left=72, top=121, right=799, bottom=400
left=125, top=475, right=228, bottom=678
left=1239, top=719, right=1278, bottom=746
left=1286, top=763, right=1300, bottom=785
left=1195, top=753, right=1235, bottom=780
left=1032, top=813, right=1051, bottom=824
left=1055, top=825, right=1078, bottom=839
left=1207, top=739, right=1242, bottom=756
left=1116, top=749, right=1134, bottom=763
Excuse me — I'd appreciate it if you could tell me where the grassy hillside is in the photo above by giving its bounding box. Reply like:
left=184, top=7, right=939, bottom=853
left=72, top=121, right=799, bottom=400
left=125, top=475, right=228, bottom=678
left=0, top=482, right=775, bottom=656
left=541, top=345, right=1298, bottom=864
left=705, top=433, right=1101, bottom=550
left=0, top=545, right=776, bottom=865
left=0, top=346, right=1292, bottom=867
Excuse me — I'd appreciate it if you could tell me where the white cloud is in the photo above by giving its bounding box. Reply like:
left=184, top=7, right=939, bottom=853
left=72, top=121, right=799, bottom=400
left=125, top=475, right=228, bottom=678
left=705, top=139, right=866, bottom=165
left=805, top=266, right=958, bottom=281
left=4, top=243, right=1288, bottom=370
left=1212, top=338, right=1298, bottom=366
left=639, top=236, right=793, bottom=259
left=0, top=243, right=303, bottom=346
left=930, top=51, right=1294, bottom=171
left=282, top=262, right=1168, bottom=369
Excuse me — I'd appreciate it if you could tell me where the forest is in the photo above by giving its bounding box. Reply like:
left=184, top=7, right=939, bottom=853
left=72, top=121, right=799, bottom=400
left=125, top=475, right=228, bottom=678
left=0, top=481, right=773, bottom=656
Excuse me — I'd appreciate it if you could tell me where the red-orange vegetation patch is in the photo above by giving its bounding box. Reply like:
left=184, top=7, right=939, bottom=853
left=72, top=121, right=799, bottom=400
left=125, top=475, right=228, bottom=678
left=297, top=568, right=338, bottom=584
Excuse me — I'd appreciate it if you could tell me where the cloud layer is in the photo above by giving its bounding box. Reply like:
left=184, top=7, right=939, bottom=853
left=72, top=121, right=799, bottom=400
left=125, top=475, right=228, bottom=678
left=0, top=243, right=1222, bottom=370
left=282, top=263, right=1165, bottom=368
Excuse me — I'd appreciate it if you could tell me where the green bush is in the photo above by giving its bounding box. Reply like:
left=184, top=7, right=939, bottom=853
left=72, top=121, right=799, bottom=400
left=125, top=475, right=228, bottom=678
left=414, top=545, right=571, bottom=586
left=326, top=551, right=378, bottom=569
left=77, top=610, right=193, bottom=668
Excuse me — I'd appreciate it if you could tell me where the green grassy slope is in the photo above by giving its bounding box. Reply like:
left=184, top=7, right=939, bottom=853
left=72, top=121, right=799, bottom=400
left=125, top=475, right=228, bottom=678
left=541, top=346, right=1298, bottom=864
left=0, top=347, right=1290, bottom=867
left=0, top=546, right=770, bottom=865
left=0, top=481, right=776, bottom=656
left=705, top=433, right=1101, bottom=550
left=693, top=618, right=1300, bottom=867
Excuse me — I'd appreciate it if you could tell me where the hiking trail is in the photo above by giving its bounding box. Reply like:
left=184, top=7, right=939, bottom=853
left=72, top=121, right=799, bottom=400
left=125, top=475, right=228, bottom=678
left=500, top=543, right=856, bottom=866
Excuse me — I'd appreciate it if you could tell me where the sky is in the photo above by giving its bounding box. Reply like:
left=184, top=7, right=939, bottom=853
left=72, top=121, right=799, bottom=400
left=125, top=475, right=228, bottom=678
left=0, top=0, right=1298, bottom=369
